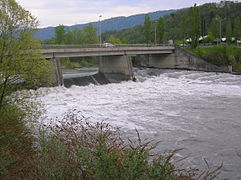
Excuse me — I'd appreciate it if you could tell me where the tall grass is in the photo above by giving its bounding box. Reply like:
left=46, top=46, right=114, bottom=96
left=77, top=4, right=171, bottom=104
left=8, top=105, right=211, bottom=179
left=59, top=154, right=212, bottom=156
left=0, top=105, right=34, bottom=179
left=23, top=112, right=221, bottom=180
left=187, top=45, right=241, bottom=72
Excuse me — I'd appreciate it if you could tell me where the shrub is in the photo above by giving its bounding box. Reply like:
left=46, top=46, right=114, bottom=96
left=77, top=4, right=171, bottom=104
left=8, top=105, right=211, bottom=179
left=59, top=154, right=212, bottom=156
left=188, top=45, right=241, bottom=69
left=0, top=105, right=34, bottom=179
left=26, top=112, right=220, bottom=180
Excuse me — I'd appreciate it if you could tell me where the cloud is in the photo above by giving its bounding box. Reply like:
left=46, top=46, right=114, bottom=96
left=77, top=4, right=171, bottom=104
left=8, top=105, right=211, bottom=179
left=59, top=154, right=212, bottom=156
left=16, top=0, right=224, bottom=27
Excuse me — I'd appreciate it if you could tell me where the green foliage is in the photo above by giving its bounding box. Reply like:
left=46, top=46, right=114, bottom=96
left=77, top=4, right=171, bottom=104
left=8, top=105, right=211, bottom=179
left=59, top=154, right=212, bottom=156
left=225, top=19, right=232, bottom=42
left=102, top=1, right=241, bottom=45
left=0, top=104, right=34, bottom=179
left=157, top=17, right=165, bottom=43
left=82, top=25, right=99, bottom=44
left=0, top=0, right=54, bottom=109
left=60, top=57, right=98, bottom=68
left=0, top=1, right=52, bottom=178
left=203, top=32, right=215, bottom=43
left=144, top=15, right=151, bottom=44
left=188, top=3, right=201, bottom=48
left=53, top=25, right=98, bottom=45
left=107, top=35, right=122, bottom=44
left=209, top=18, right=219, bottom=38
left=26, top=113, right=217, bottom=180
left=188, top=46, right=241, bottom=71
left=233, top=16, right=241, bottom=38
left=54, top=25, right=65, bottom=44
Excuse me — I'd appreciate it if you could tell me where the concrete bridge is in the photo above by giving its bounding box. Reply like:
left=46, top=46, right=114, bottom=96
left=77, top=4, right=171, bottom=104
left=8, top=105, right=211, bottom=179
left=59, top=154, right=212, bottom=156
left=42, top=46, right=175, bottom=85
left=42, top=45, right=231, bottom=86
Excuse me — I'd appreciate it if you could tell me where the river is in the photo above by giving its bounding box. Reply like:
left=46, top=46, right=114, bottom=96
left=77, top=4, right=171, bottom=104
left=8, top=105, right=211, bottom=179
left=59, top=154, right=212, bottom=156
left=35, top=68, right=241, bottom=179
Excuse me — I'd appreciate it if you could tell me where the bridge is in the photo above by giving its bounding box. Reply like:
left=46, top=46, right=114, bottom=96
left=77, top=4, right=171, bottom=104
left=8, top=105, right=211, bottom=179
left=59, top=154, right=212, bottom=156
left=42, top=45, right=231, bottom=87
left=41, top=46, right=175, bottom=59
left=43, top=45, right=176, bottom=86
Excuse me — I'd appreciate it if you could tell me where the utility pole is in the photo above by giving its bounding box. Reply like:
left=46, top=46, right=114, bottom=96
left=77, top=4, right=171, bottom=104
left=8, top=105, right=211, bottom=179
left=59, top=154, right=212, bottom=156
left=155, top=21, right=157, bottom=45
left=99, top=15, right=102, bottom=47
left=219, top=19, right=222, bottom=45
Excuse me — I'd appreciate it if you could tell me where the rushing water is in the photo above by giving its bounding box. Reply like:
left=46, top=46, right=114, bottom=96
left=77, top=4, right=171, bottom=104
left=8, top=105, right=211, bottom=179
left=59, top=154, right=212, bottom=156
left=36, top=68, right=241, bottom=179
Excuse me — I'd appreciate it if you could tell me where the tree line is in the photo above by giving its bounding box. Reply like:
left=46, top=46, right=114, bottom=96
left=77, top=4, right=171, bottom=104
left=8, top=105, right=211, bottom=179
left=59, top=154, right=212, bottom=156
left=45, top=24, right=99, bottom=45
left=102, top=1, right=241, bottom=48
left=44, top=1, right=241, bottom=50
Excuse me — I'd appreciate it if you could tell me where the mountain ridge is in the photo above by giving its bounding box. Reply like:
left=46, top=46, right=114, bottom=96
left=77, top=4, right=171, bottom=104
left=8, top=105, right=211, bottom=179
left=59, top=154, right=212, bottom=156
left=35, top=9, right=176, bottom=41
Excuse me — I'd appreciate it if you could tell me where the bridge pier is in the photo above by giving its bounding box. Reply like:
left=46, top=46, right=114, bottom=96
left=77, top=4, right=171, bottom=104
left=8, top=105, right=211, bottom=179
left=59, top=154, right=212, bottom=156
left=99, top=55, right=134, bottom=83
left=49, top=58, right=64, bottom=86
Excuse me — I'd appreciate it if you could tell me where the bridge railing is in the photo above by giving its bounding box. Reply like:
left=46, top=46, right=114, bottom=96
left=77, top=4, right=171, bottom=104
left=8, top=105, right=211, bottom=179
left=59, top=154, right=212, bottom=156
left=41, top=44, right=173, bottom=49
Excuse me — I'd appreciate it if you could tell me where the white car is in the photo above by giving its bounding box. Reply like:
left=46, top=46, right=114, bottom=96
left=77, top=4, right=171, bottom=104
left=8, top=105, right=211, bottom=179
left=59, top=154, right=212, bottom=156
left=102, top=43, right=115, bottom=47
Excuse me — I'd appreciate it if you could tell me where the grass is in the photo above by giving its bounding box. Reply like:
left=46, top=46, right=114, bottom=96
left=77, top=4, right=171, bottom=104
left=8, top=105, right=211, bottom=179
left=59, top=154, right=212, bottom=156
left=186, top=45, right=241, bottom=72
left=0, top=108, right=222, bottom=180
left=23, top=112, right=221, bottom=180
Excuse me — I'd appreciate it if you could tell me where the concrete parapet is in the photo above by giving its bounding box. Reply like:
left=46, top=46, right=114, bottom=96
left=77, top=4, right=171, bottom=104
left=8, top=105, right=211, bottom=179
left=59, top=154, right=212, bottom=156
left=99, top=55, right=134, bottom=83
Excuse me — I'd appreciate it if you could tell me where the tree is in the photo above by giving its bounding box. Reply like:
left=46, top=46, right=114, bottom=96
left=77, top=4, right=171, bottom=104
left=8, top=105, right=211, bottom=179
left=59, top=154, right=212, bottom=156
left=54, top=24, right=65, bottom=44
left=209, top=18, right=219, bottom=38
left=188, top=3, right=201, bottom=48
left=144, top=15, right=151, bottom=44
left=233, top=16, right=241, bottom=38
left=81, top=25, right=98, bottom=44
left=204, top=32, right=215, bottom=43
left=225, top=19, right=232, bottom=42
left=157, top=17, right=165, bottom=43
left=0, top=0, right=53, bottom=109
left=107, top=35, right=122, bottom=44
left=0, top=0, right=53, bottom=177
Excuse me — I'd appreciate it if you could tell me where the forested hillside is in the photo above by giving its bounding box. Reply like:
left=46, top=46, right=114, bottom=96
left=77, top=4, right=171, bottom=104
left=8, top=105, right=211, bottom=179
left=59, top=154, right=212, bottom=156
left=36, top=10, right=175, bottom=40
left=102, top=1, right=241, bottom=44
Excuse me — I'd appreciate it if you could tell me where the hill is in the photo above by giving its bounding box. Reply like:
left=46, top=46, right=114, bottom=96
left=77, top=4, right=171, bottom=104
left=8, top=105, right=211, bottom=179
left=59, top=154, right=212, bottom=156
left=35, top=10, right=175, bottom=41
left=101, top=1, right=241, bottom=44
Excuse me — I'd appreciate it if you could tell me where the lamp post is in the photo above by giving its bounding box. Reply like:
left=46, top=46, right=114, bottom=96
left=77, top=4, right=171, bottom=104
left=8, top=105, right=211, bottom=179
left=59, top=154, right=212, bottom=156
left=99, top=15, right=102, bottom=47
left=154, top=21, right=157, bottom=45
left=216, top=17, right=224, bottom=45
left=219, top=19, right=222, bottom=45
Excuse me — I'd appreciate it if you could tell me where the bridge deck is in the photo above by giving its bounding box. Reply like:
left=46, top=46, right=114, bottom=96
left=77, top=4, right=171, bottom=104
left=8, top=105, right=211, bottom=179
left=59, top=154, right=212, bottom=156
left=42, top=46, right=175, bottom=59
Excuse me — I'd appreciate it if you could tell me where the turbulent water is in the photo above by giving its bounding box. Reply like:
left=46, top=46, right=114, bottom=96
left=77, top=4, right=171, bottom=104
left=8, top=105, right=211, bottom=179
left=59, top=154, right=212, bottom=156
left=36, top=68, right=241, bottom=179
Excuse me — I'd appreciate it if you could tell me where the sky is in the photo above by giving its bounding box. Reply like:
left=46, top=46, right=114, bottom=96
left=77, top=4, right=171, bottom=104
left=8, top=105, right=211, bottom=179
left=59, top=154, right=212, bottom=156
left=16, top=0, right=236, bottom=28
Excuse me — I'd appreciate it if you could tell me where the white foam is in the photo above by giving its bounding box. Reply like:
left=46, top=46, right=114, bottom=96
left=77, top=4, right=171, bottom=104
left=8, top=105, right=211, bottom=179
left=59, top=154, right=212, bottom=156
left=34, top=70, right=241, bottom=131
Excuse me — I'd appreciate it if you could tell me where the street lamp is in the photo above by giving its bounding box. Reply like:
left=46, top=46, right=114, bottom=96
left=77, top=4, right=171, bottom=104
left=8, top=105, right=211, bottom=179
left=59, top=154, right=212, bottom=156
left=154, top=21, right=157, bottom=45
left=219, top=19, right=222, bottom=45
left=99, top=15, right=102, bottom=47
left=216, top=17, right=224, bottom=45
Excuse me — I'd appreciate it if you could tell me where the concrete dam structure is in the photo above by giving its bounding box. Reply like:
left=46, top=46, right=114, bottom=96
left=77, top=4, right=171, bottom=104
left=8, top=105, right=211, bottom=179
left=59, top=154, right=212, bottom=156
left=42, top=46, right=231, bottom=87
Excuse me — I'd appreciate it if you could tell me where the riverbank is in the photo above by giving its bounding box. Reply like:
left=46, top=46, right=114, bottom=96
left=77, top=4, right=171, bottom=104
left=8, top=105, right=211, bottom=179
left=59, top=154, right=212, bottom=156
left=186, top=46, right=241, bottom=73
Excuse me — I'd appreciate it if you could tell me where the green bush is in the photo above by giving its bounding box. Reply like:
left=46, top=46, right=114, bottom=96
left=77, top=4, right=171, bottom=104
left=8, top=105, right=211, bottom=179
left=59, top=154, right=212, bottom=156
left=188, top=46, right=241, bottom=70
left=26, top=113, right=220, bottom=180
left=0, top=105, right=34, bottom=179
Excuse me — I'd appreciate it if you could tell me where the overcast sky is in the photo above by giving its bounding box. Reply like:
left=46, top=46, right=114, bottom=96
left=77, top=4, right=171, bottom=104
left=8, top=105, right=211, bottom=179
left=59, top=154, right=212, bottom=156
left=16, top=0, right=234, bottom=27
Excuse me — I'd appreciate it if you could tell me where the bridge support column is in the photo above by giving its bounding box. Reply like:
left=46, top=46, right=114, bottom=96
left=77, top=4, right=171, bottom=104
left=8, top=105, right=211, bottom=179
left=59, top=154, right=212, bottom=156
left=50, top=58, right=64, bottom=86
left=99, top=55, right=134, bottom=83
